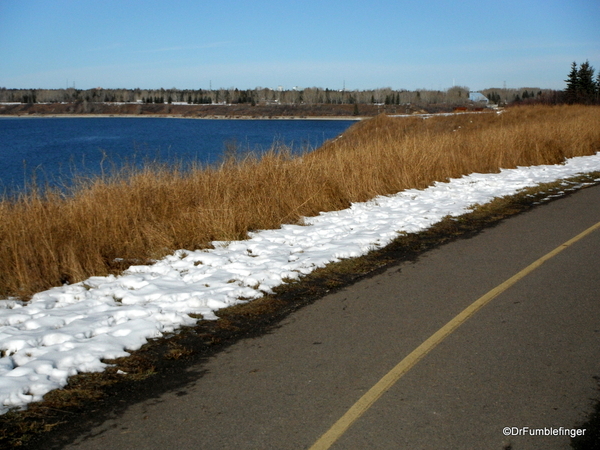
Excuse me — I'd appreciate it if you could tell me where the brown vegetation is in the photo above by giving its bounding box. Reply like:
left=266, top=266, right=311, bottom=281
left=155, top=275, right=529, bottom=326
left=1, top=105, right=599, bottom=299
left=0, top=101, right=378, bottom=118
left=0, top=101, right=444, bottom=118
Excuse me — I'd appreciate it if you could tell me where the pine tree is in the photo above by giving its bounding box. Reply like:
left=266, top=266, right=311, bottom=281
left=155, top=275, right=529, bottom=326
left=578, top=60, right=596, bottom=103
left=565, top=62, right=579, bottom=103
left=565, top=60, right=598, bottom=104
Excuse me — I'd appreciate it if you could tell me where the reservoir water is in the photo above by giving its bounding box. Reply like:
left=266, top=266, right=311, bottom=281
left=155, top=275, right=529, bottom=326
left=0, top=117, right=355, bottom=194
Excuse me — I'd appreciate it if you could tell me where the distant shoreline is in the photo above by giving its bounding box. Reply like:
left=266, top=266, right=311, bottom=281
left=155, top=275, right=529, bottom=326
left=0, top=113, right=363, bottom=121
left=0, top=101, right=459, bottom=119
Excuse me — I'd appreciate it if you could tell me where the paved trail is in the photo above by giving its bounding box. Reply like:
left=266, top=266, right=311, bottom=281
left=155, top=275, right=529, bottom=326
left=60, top=185, right=600, bottom=450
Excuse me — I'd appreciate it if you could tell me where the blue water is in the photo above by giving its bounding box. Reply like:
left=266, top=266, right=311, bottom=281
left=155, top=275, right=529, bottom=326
left=0, top=117, right=355, bottom=194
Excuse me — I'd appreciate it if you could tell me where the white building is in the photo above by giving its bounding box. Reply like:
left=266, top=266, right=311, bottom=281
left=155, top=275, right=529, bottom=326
left=469, top=92, right=489, bottom=104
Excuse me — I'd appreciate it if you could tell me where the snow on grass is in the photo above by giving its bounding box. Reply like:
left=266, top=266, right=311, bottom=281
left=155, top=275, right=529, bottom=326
left=1, top=153, right=600, bottom=414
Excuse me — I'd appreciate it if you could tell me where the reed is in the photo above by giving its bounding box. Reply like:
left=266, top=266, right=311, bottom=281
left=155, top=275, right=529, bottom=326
left=1, top=105, right=599, bottom=299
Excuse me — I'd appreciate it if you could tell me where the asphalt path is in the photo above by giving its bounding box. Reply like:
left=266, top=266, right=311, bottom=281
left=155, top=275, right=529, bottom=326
left=61, top=184, right=600, bottom=450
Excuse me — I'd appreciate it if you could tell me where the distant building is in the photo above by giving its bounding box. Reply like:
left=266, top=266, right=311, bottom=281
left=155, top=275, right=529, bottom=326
left=469, top=92, right=489, bottom=104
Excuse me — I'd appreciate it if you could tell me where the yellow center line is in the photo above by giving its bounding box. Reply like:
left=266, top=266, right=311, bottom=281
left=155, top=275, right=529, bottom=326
left=309, top=220, right=600, bottom=450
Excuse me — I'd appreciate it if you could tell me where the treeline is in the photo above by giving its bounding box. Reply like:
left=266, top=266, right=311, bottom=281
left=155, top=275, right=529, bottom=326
left=482, top=89, right=544, bottom=104
left=0, top=86, right=472, bottom=105
left=8, top=60, right=600, bottom=107
left=0, top=85, right=552, bottom=107
left=564, top=60, right=600, bottom=104
left=500, top=60, right=600, bottom=106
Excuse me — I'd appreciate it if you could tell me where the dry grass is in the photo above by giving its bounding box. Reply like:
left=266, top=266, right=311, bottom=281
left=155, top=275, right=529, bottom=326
left=1, top=105, right=599, bottom=299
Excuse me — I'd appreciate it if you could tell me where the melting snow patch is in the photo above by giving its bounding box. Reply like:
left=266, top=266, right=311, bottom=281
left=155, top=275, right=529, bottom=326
left=1, top=153, right=600, bottom=413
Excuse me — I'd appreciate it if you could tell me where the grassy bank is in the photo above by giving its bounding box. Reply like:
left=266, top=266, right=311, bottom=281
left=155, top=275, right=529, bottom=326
left=1, top=105, right=599, bottom=299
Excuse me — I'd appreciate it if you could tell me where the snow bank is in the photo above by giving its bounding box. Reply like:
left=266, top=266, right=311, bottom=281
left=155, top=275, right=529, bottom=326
left=1, top=154, right=600, bottom=414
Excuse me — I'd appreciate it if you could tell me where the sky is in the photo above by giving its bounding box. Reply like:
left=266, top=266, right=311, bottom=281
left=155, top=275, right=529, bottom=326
left=0, top=0, right=599, bottom=92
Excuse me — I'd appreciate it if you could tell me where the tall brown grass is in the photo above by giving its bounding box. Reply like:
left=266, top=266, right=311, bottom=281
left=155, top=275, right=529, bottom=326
left=1, top=105, right=599, bottom=299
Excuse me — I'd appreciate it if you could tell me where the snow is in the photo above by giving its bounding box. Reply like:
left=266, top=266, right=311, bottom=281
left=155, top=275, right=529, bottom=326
left=1, top=154, right=600, bottom=414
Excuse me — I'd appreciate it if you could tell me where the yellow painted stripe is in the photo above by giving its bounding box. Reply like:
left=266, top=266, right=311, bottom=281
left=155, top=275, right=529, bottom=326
left=309, top=220, right=600, bottom=450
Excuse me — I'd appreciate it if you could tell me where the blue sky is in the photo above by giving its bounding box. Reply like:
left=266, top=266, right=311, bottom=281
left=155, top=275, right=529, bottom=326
left=1, top=0, right=598, bottom=91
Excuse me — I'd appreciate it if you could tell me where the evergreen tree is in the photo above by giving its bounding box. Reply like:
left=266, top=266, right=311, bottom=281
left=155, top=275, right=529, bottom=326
left=564, top=61, right=579, bottom=103
left=578, top=60, right=596, bottom=102
left=565, top=60, right=598, bottom=104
